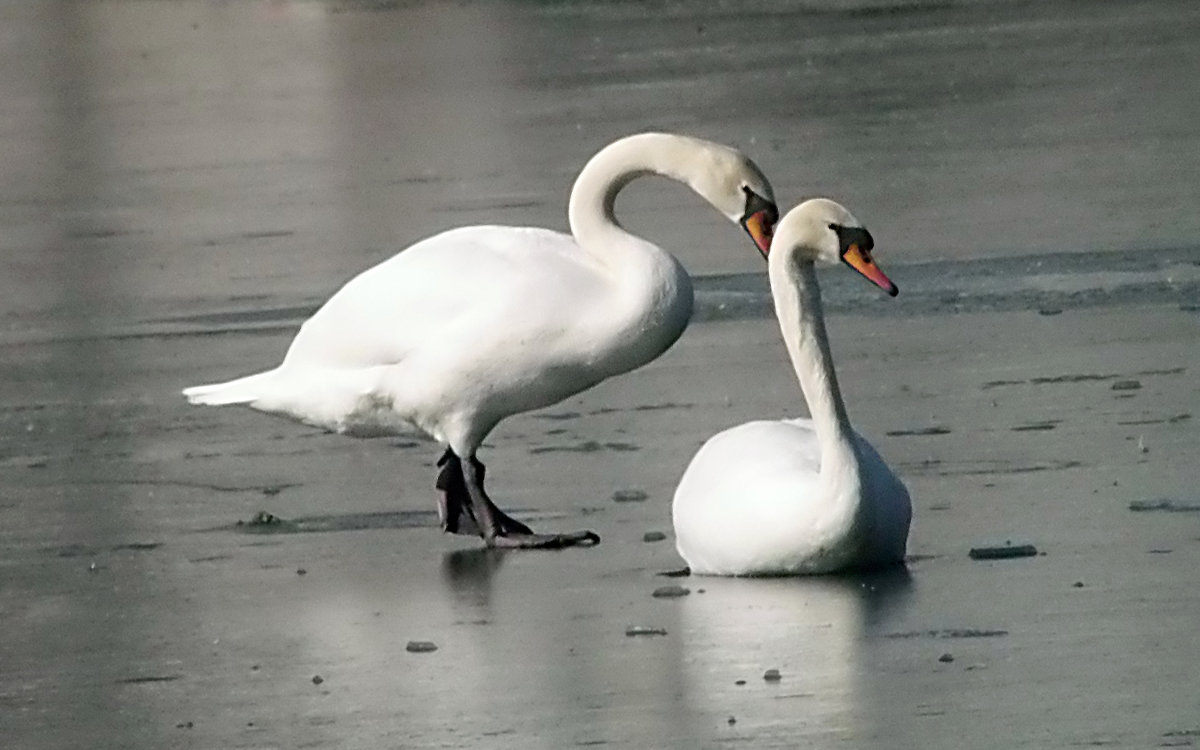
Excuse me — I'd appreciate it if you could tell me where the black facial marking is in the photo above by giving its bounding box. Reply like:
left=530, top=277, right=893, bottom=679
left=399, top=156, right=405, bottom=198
left=740, top=186, right=779, bottom=227
left=830, top=223, right=875, bottom=259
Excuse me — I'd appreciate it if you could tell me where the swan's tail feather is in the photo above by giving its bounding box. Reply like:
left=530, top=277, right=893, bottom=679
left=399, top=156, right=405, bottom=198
left=182, top=370, right=279, bottom=406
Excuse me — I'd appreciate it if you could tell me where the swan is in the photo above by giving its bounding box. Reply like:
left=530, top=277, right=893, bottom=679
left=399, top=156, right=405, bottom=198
left=183, top=132, right=778, bottom=550
left=671, top=198, right=911, bottom=576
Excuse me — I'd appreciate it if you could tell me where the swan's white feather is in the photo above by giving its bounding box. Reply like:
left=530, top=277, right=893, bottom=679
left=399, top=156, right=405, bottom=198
left=185, top=225, right=685, bottom=445
left=182, top=131, right=777, bottom=545
left=674, top=419, right=909, bottom=576
left=672, top=199, right=912, bottom=576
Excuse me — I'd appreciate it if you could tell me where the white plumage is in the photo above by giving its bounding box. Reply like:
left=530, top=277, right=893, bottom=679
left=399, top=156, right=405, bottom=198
left=185, top=132, right=777, bottom=549
left=673, top=199, right=912, bottom=574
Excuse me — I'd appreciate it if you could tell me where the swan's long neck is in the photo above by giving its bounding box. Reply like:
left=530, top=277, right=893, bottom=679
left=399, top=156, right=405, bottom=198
left=770, top=260, right=860, bottom=488
left=564, top=134, right=698, bottom=371
left=567, top=133, right=695, bottom=270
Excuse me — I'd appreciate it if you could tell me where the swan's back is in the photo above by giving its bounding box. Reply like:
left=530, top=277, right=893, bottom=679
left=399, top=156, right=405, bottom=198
left=283, top=226, right=600, bottom=369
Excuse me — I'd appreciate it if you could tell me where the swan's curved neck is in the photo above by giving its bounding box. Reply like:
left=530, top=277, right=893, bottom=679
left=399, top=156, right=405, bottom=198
left=770, top=260, right=858, bottom=479
left=559, top=134, right=699, bottom=373
left=567, top=133, right=690, bottom=263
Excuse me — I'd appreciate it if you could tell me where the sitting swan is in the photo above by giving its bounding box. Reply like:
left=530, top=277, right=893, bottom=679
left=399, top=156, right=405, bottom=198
left=672, top=198, right=911, bottom=575
left=183, top=133, right=778, bottom=550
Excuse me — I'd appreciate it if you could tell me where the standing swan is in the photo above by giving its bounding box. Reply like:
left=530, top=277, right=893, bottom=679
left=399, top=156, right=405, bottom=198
left=183, top=133, right=778, bottom=550
left=672, top=198, right=911, bottom=575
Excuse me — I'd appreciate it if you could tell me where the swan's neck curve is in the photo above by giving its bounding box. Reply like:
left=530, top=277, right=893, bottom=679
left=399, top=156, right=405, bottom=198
left=564, top=134, right=700, bottom=372
left=567, top=133, right=700, bottom=267
left=770, top=260, right=860, bottom=488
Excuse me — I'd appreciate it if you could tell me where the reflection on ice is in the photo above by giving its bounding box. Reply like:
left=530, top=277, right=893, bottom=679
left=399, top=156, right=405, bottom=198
left=441, top=547, right=507, bottom=606
left=678, top=569, right=913, bottom=743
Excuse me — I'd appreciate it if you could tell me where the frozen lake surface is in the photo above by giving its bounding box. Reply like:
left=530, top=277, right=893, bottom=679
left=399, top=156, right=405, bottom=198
left=1, top=1, right=1198, bottom=748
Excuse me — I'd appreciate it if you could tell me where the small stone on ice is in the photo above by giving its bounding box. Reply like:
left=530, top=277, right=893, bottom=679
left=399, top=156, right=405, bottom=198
left=969, top=543, right=1038, bottom=560
left=406, top=641, right=438, bottom=653
left=652, top=585, right=690, bottom=599
left=763, top=668, right=782, bottom=682
left=1129, top=498, right=1200, bottom=513
left=247, top=511, right=280, bottom=526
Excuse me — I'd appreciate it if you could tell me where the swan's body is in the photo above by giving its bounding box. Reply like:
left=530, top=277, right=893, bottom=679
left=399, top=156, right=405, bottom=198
left=192, top=224, right=688, bottom=446
left=672, top=199, right=911, bottom=575
left=184, top=132, right=777, bottom=549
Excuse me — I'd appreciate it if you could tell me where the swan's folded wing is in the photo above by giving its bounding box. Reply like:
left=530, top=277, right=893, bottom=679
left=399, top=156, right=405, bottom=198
left=280, top=226, right=603, bottom=370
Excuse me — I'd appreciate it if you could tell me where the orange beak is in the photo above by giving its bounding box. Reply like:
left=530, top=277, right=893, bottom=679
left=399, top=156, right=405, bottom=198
left=842, top=244, right=898, bottom=296
left=742, top=209, right=774, bottom=259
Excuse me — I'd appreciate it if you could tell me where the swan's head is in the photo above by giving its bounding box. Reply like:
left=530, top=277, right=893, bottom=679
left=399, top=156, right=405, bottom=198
left=714, top=152, right=777, bottom=258
left=662, top=136, right=778, bottom=257
left=573, top=132, right=777, bottom=257
left=772, top=198, right=898, bottom=296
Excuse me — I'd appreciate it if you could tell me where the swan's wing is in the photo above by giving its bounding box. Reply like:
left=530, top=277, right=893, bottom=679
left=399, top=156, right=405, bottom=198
left=674, top=419, right=823, bottom=525
left=852, top=432, right=914, bottom=558
left=853, top=433, right=909, bottom=501
left=710, top=418, right=822, bottom=475
left=673, top=419, right=826, bottom=574
left=282, top=226, right=605, bottom=370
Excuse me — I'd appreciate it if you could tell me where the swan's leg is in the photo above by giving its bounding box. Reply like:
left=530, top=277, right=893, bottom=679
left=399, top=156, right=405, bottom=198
left=461, top=457, right=536, bottom=537
left=434, top=449, right=480, bottom=537
left=460, top=454, right=600, bottom=549
left=435, top=448, right=533, bottom=538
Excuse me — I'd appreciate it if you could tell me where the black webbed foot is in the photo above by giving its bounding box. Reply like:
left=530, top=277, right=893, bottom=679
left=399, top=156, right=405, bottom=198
left=435, top=449, right=599, bottom=550
left=487, top=530, right=601, bottom=549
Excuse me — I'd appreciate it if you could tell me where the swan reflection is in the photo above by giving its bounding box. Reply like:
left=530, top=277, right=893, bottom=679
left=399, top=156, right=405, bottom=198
left=677, top=568, right=913, bottom=743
